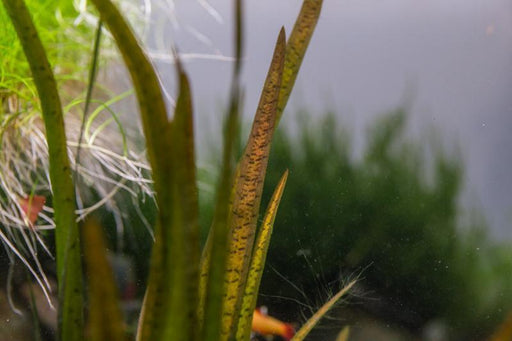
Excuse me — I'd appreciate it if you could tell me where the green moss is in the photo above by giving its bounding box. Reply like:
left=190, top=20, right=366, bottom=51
left=0, top=1, right=91, bottom=104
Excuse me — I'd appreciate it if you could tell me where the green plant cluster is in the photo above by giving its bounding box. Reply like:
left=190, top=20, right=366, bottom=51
left=0, top=1, right=92, bottom=104
left=0, top=0, right=353, bottom=340
left=257, top=110, right=512, bottom=338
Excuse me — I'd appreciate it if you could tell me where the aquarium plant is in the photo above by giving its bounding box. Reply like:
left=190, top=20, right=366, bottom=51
left=1, top=0, right=356, bottom=340
left=259, top=111, right=512, bottom=338
left=0, top=0, right=153, bottom=312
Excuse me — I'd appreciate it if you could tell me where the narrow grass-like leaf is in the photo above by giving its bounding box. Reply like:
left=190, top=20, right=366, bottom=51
left=162, top=58, right=200, bottom=341
left=75, top=20, right=103, bottom=175
left=276, top=0, right=323, bottom=125
left=220, top=28, right=286, bottom=340
left=336, top=326, right=351, bottom=341
left=199, top=47, right=244, bottom=341
left=87, top=1, right=176, bottom=340
left=137, top=219, right=172, bottom=341
left=82, top=219, right=126, bottom=341
left=292, top=280, right=356, bottom=341
left=236, top=170, right=289, bottom=340
left=199, top=119, right=238, bottom=341
left=1, top=1, right=83, bottom=339
left=199, top=1, right=244, bottom=338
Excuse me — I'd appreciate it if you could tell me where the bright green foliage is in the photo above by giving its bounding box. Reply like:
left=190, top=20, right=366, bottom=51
left=0, top=1, right=91, bottom=104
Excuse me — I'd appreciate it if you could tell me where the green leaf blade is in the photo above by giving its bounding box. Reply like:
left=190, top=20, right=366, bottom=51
left=236, top=170, right=289, bottom=340
left=276, top=0, right=323, bottom=125
left=163, top=60, right=200, bottom=341
left=220, top=28, right=286, bottom=340
left=87, top=1, right=177, bottom=339
left=198, top=2, right=244, bottom=336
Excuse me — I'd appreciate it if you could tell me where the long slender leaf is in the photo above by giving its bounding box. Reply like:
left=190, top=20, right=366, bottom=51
left=276, top=0, right=323, bottom=125
left=1, top=1, right=83, bottom=339
left=199, top=0, right=244, bottom=338
left=87, top=1, right=176, bottom=340
left=137, top=221, right=171, bottom=341
left=199, top=120, right=238, bottom=341
left=220, top=28, right=286, bottom=340
left=75, top=20, right=103, bottom=176
left=163, top=58, right=200, bottom=341
left=292, top=280, right=356, bottom=341
left=82, top=219, right=126, bottom=341
left=236, top=170, right=289, bottom=340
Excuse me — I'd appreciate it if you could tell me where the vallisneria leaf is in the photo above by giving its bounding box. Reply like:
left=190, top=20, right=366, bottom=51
left=1, top=1, right=83, bottom=339
left=199, top=107, right=240, bottom=340
left=276, top=0, right=323, bottom=125
left=236, top=170, right=289, bottom=340
left=199, top=111, right=239, bottom=341
left=220, top=28, right=286, bottom=340
left=82, top=219, right=126, bottom=341
left=164, top=58, right=200, bottom=341
left=199, top=85, right=241, bottom=338
left=292, top=280, right=356, bottom=341
left=88, top=1, right=176, bottom=340
left=199, top=1, right=244, bottom=339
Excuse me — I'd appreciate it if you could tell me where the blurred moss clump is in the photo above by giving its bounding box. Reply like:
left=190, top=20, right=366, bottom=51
left=253, top=109, right=512, bottom=338
left=0, top=1, right=93, bottom=102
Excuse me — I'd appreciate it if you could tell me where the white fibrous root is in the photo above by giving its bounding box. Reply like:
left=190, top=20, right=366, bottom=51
left=0, top=90, right=153, bottom=305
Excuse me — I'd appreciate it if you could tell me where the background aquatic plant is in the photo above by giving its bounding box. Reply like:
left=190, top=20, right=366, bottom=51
left=253, top=110, right=512, bottom=338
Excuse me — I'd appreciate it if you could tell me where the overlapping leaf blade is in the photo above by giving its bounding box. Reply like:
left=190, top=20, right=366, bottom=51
left=220, top=28, right=286, bottom=340
left=164, top=60, right=200, bottom=340
left=4, top=0, right=325, bottom=340
left=88, top=1, right=202, bottom=340
left=236, top=170, right=289, bottom=340
left=199, top=0, right=244, bottom=339
left=276, top=0, right=323, bottom=124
